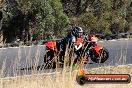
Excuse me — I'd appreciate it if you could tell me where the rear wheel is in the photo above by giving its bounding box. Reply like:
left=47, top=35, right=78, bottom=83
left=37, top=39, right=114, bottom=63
left=44, top=50, right=56, bottom=69
left=90, top=48, right=109, bottom=63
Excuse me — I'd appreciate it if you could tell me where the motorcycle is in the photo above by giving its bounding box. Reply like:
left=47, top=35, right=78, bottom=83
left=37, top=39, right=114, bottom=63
left=43, top=35, right=109, bottom=69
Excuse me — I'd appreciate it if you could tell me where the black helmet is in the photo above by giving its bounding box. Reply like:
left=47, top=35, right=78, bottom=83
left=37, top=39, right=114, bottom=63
left=72, top=26, right=83, bottom=37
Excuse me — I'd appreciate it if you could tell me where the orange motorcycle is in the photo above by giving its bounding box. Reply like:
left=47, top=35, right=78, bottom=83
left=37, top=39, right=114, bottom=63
left=43, top=36, right=109, bottom=69
left=80, top=35, right=109, bottom=64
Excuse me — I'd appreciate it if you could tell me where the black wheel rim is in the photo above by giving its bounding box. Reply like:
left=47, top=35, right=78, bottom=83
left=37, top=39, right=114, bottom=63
left=90, top=48, right=109, bottom=63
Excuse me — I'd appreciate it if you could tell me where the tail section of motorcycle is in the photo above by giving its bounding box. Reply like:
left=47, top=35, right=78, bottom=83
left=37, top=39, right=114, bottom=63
left=44, top=40, right=66, bottom=69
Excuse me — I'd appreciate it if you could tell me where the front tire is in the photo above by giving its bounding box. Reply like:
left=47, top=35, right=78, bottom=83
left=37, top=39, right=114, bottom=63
left=90, top=48, right=109, bottom=63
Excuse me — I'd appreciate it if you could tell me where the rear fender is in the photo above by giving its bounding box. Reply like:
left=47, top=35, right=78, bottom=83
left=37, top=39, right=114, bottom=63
left=92, top=45, right=103, bottom=55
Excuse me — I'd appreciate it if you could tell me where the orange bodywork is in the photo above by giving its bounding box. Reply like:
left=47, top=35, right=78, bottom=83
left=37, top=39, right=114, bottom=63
left=76, top=38, right=84, bottom=45
left=93, top=45, right=103, bottom=55
left=45, top=41, right=57, bottom=51
left=90, top=36, right=98, bottom=42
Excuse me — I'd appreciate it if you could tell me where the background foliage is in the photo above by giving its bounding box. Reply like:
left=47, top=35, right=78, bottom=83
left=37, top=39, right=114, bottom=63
left=0, top=0, right=132, bottom=43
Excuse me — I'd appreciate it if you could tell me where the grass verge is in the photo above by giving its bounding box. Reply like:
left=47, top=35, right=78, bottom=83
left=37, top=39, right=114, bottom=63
left=0, top=64, right=132, bottom=88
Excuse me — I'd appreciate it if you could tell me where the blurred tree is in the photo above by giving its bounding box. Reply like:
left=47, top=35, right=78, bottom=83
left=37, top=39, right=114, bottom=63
left=126, top=1, right=132, bottom=32
left=0, top=0, right=132, bottom=44
left=61, top=0, right=95, bottom=16
left=78, top=12, right=97, bottom=33
left=1, top=0, right=23, bottom=43
left=51, top=0, right=69, bottom=37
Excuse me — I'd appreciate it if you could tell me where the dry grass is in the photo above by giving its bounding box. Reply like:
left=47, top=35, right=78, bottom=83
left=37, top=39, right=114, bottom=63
left=0, top=42, right=132, bottom=88
left=0, top=64, right=132, bottom=88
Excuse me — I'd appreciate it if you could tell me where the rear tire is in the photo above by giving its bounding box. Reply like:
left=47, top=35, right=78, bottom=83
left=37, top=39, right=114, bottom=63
left=44, top=50, right=56, bottom=69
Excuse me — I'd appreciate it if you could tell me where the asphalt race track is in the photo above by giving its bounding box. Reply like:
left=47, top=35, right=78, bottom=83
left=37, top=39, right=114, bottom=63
left=0, top=46, right=47, bottom=77
left=0, top=39, right=132, bottom=77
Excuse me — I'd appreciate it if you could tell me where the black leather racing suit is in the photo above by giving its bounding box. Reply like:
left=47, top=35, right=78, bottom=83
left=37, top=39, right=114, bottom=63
left=60, top=31, right=83, bottom=64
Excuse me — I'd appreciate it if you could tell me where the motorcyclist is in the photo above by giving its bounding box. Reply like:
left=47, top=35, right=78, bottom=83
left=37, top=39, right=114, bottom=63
left=71, top=26, right=84, bottom=64
left=60, top=26, right=84, bottom=65
left=70, top=26, right=84, bottom=51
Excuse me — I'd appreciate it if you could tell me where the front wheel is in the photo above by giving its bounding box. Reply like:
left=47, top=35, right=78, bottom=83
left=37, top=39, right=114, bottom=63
left=90, top=47, right=109, bottom=63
